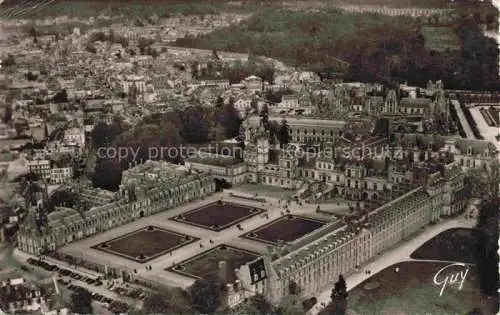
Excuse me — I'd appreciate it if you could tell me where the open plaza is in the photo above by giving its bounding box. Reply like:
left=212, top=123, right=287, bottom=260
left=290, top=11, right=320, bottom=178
left=53, top=189, right=329, bottom=289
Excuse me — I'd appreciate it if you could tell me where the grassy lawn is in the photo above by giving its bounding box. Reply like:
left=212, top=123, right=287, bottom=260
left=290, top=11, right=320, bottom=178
left=410, top=228, right=478, bottom=264
left=92, top=226, right=198, bottom=263
left=346, top=261, right=496, bottom=315
left=167, top=245, right=258, bottom=282
left=171, top=201, right=265, bottom=231
left=421, top=26, right=461, bottom=52
left=242, top=215, right=327, bottom=245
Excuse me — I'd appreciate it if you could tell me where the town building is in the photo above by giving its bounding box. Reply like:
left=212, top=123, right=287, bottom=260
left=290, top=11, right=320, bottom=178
left=27, top=159, right=51, bottom=179
left=63, top=128, right=85, bottom=147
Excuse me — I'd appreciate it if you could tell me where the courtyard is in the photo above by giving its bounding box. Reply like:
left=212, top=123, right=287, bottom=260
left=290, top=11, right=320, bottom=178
left=241, top=215, right=327, bottom=245
left=166, top=245, right=258, bottom=282
left=169, top=201, right=266, bottom=231
left=231, top=183, right=297, bottom=199
left=91, top=226, right=199, bottom=263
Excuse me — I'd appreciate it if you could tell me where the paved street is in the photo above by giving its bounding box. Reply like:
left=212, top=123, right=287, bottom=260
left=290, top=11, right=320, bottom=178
left=0, top=245, right=113, bottom=314
left=309, top=216, right=475, bottom=315
left=12, top=249, right=136, bottom=304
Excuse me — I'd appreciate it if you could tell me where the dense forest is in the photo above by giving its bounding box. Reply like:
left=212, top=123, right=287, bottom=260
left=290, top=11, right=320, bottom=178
left=174, top=8, right=499, bottom=90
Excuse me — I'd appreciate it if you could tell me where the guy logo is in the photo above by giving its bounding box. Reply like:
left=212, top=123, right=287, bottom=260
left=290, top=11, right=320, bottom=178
left=433, top=263, right=469, bottom=297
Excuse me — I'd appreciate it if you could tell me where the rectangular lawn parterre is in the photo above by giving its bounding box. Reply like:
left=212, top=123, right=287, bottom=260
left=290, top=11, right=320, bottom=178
left=169, top=201, right=266, bottom=231
left=241, top=215, right=327, bottom=245
left=91, top=226, right=198, bottom=263
left=166, top=245, right=258, bottom=282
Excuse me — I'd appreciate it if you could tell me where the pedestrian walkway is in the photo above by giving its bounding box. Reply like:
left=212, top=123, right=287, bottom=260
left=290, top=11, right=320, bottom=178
left=309, top=217, right=474, bottom=315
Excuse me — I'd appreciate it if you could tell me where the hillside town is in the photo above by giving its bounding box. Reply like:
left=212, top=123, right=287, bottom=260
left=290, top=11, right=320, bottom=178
left=0, top=1, right=499, bottom=315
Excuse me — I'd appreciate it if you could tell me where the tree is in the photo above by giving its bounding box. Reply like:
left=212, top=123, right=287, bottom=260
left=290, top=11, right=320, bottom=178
left=466, top=159, right=500, bottom=200
left=85, top=44, right=97, bottom=54
left=277, top=294, right=302, bottom=315
left=2, top=54, right=15, bottom=67
left=288, top=280, right=299, bottom=295
left=265, top=90, right=283, bottom=104
left=25, top=71, right=38, bottom=81
left=249, top=294, right=273, bottom=315
left=28, top=26, right=37, bottom=37
left=91, top=159, right=123, bottom=191
left=330, top=275, right=348, bottom=315
left=191, top=61, right=200, bottom=79
left=91, top=121, right=124, bottom=149
left=278, top=119, right=291, bottom=148
left=215, top=96, right=224, bottom=108
left=45, top=190, right=79, bottom=212
left=467, top=308, right=484, bottom=315
left=138, top=37, right=154, bottom=53
left=89, top=31, right=107, bottom=43
left=189, top=279, right=220, bottom=314
left=259, top=103, right=269, bottom=128
left=232, top=302, right=260, bottom=315
left=216, top=100, right=242, bottom=138
left=473, top=198, right=500, bottom=298
left=70, top=287, right=93, bottom=315
left=53, top=89, right=69, bottom=103
left=143, top=288, right=192, bottom=315
left=250, top=98, right=259, bottom=112
left=2, top=105, right=13, bottom=124
left=179, top=106, right=209, bottom=143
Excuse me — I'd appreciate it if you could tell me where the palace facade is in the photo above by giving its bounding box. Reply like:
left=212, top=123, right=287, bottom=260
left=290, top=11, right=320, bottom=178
left=235, top=162, right=469, bottom=304
left=17, top=161, right=216, bottom=255
left=186, top=117, right=496, bottom=203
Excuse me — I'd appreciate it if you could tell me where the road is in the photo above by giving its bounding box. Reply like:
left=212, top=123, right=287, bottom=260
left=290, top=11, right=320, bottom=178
left=308, top=216, right=475, bottom=315
left=451, top=100, right=475, bottom=139
left=0, top=245, right=118, bottom=314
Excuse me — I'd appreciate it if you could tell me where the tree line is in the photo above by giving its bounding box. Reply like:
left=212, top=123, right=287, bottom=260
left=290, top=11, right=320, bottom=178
left=174, top=9, right=499, bottom=90
left=90, top=102, right=241, bottom=191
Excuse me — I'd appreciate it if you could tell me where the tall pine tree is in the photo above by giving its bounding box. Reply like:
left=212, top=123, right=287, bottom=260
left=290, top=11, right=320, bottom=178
left=330, top=275, right=348, bottom=315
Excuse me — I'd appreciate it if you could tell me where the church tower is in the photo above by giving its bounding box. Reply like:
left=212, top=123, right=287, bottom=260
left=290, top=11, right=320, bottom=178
left=256, top=127, right=270, bottom=172
left=384, top=89, right=398, bottom=114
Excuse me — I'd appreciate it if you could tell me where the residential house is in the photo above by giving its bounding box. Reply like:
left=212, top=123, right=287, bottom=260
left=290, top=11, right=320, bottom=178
left=242, top=76, right=263, bottom=93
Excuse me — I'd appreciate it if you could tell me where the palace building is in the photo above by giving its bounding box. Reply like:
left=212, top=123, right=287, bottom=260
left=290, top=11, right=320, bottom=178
left=17, top=161, right=216, bottom=255
left=241, top=162, right=469, bottom=304
left=186, top=116, right=496, bottom=201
